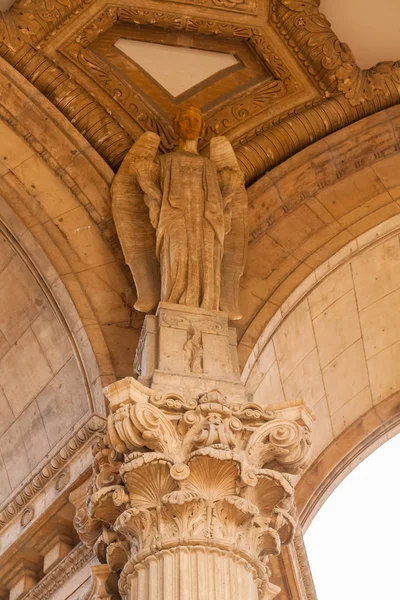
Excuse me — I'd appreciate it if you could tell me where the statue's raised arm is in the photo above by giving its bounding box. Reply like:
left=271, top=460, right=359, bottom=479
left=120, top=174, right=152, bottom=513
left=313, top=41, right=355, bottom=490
left=111, top=107, right=248, bottom=320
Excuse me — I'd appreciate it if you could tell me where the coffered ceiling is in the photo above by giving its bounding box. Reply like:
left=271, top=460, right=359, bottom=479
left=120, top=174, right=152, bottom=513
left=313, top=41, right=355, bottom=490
left=1, top=0, right=400, bottom=183
left=114, top=39, right=239, bottom=97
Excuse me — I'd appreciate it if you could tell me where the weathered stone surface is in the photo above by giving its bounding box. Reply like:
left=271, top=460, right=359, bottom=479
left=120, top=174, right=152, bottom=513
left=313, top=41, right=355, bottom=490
left=0, top=257, right=46, bottom=346
left=2, top=3, right=400, bottom=598
left=245, top=226, right=400, bottom=501
left=36, top=357, right=89, bottom=447
left=135, top=303, right=247, bottom=404
left=0, top=328, right=53, bottom=417
left=112, top=107, right=247, bottom=321
left=75, top=370, right=313, bottom=600
left=0, top=230, right=94, bottom=506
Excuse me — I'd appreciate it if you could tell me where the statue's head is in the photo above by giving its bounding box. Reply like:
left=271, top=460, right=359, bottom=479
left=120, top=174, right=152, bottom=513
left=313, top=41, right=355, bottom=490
left=173, top=106, right=206, bottom=141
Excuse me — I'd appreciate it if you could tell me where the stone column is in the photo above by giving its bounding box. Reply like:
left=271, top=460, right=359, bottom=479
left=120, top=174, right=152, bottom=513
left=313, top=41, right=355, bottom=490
left=74, top=305, right=313, bottom=600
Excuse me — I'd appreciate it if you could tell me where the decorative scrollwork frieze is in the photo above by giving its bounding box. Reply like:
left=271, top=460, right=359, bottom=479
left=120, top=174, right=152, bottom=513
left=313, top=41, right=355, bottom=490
left=2, top=0, right=400, bottom=184
left=0, top=0, right=258, bottom=54
left=61, top=6, right=294, bottom=152
left=0, top=0, right=92, bottom=50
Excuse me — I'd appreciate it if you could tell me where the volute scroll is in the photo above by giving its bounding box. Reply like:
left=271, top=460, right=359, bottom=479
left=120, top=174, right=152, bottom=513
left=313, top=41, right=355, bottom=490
left=74, top=378, right=314, bottom=600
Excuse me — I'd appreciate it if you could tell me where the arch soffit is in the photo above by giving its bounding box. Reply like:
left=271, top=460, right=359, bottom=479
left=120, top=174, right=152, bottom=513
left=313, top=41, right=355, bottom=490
left=239, top=105, right=400, bottom=367
left=2, top=0, right=400, bottom=183
left=0, top=201, right=104, bottom=415
left=0, top=57, right=142, bottom=381
left=243, top=214, right=400, bottom=532
left=297, top=390, right=400, bottom=531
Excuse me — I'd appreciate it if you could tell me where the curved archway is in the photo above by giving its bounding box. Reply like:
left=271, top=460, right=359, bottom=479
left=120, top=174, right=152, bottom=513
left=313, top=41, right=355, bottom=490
left=242, top=211, right=400, bottom=527
left=242, top=212, right=400, bottom=598
left=239, top=106, right=400, bottom=368
left=0, top=56, right=141, bottom=381
left=304, top=432, right=400, bottom=599
left=0, top=201, right=109, bottom=527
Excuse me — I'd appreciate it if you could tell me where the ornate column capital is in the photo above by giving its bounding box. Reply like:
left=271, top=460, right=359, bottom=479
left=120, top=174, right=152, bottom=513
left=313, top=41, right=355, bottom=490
left=75, top=378, right=313, bottom=600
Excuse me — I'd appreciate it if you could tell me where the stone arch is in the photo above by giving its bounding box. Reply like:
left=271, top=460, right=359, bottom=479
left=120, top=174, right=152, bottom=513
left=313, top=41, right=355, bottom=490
left=303, top=428, right=400, bottom=599
left=0, top=198, right=104, bottom=511
left=297, top=391, right=400, bottom=531
left=240, top=105, right=400, bottom=367
left=0, top=56, right=141, bottom=381
left=243, top=214, right=400, bottom=532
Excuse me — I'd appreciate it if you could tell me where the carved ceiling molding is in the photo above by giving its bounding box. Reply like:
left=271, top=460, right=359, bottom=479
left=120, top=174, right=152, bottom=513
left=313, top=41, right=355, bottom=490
left=184, top=0, right=258, bottom=15
left=59, top=7, right=295, bottom=153
left=0, top=0, right=258, bottom=53
left=271, top=0, right=400, bottom=106
left=0, top=0, right=91, bottom=51
left=0, top=43, right=133, bottom=170
left=0, top=415, right=106, bottom=531
left=1, top=0, right=400, bottom=182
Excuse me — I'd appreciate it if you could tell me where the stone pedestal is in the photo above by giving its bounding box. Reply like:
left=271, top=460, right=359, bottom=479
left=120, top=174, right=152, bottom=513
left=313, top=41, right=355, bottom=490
left=75, top=303, right=314, bottom=600
left=135, top=302, right=246, bottom=403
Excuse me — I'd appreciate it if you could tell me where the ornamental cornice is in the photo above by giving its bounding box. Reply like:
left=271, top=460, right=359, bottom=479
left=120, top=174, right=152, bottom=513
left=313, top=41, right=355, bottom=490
left=58, top=5, right=295, bottom=154
left=270, top=0, right=400, bottom=105
left=0, top=415, right=106, bottom=531
left=0, top=0, right=259, bottom=53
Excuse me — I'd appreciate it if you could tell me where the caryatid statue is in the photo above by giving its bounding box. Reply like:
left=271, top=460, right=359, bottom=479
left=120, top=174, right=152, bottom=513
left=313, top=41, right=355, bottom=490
left=111, top=106, right=248, bottom=320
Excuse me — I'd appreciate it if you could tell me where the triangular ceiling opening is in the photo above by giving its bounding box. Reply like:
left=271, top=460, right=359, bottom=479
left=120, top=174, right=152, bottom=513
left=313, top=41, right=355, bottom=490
left=114, top=38, right=239, bottom=97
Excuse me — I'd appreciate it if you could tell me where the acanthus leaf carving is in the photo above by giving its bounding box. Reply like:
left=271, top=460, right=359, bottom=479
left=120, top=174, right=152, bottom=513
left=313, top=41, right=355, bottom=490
left=272, top=0, right=400, bottom=106
left=74, top=378, right=313, bottom=599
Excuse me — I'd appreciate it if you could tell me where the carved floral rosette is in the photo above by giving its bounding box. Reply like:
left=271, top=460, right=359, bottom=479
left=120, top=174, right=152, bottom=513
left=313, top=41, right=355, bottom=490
left=76, top=381, right=313, bottom=599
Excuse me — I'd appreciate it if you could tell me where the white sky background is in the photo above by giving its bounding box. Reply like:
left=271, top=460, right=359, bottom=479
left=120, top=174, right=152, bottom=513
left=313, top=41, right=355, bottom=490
left=304, top=433, right=400, bottom=599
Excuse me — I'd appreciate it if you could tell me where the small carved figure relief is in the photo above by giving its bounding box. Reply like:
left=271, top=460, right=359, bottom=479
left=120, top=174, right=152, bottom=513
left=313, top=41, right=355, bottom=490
left=111, top=106, right=248, bottom=320
left=183, top=323, right=203, bottom=373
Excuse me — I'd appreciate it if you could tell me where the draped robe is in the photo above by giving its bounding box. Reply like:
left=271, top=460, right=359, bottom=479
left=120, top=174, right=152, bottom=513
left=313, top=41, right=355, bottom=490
left=140, top=150, right=231, bottom=311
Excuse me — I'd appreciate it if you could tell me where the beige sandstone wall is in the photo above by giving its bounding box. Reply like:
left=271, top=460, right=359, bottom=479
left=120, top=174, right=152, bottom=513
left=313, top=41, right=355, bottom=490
left=0, top=229, right=91, bottom=504
left=0, top=57, right=141, bottom=384
left=243, top=215, right=400, bottom=523
left=0, top=203, right=108, bottom=597
left=239, top=106, right=400, bottom=367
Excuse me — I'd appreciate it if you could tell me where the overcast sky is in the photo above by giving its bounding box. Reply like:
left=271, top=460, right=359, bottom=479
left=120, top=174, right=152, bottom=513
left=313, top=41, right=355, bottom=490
left=304, top=432, right=400, bottom=599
